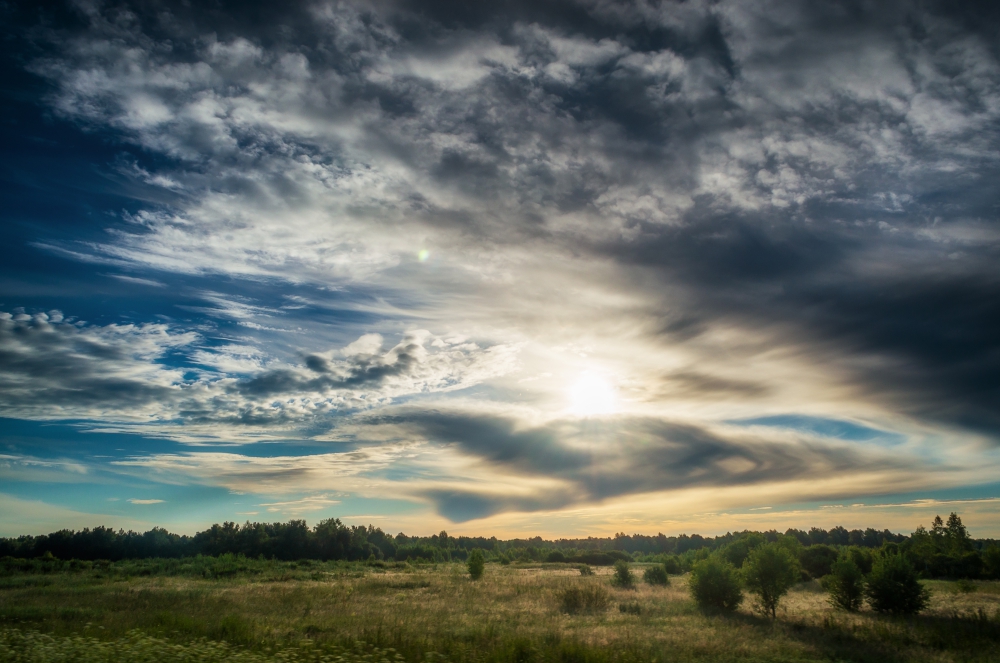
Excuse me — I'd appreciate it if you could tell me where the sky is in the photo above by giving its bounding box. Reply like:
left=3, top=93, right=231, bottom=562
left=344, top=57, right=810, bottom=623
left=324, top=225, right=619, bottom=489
left=1, top=0, right=1000, bottom=539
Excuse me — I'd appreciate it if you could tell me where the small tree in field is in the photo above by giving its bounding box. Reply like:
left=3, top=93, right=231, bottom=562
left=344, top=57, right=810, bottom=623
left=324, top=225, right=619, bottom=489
left=643, top=563, right=670, bottom=586
left=467, top=549, right=485, bottom=580
left=825, top=554, right=865, bottom=612
left=689, top=557, right=743, bottom=613
left=611, top=559, right=636, bottom=588
left=865, top=552, right=928, bottom=615
left=741, top=542, right=800, bottom=619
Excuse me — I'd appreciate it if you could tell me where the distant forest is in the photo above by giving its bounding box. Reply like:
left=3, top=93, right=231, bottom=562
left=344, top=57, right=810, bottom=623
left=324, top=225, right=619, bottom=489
left=2, top=513, right=998, bottom=580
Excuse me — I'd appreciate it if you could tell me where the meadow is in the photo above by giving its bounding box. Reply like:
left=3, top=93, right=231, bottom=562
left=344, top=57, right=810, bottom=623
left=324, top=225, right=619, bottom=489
left=1, top=558, right=998, bottom=663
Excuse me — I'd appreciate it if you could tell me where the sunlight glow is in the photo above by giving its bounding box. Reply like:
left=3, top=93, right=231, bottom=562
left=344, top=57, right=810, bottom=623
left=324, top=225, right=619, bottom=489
left=568, top=374, right=617, bottom=417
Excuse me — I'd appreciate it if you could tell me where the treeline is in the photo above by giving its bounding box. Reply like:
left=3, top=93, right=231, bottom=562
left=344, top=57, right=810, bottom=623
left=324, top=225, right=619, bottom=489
left=1, top=513, right=998, bottom=579
left=0, top=521, right=909, bottom=563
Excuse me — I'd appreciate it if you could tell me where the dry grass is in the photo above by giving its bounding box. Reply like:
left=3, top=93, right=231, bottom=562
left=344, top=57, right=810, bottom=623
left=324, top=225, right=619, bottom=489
left=1, top=562, right=999, bottom=662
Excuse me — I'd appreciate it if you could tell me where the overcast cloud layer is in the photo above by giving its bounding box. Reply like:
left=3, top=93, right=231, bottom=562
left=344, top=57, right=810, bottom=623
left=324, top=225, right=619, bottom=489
left=1, top=0, right=999, bottom=534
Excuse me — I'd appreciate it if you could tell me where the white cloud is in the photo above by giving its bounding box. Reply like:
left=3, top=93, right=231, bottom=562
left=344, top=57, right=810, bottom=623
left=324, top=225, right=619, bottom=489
left=0, top=311, right=518, bottom=441
left=5, top=0, right=1000, bottom=526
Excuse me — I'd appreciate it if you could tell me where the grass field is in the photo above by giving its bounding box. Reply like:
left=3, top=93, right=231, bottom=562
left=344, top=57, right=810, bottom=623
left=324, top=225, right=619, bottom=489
left=1, top=560, right=999, bottom=662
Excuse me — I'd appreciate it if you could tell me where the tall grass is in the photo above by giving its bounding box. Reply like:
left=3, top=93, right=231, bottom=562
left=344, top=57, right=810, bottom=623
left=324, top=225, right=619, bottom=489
left=2, top=561, right=999, bottom=663
left=0, top=628, right=407, bottom=663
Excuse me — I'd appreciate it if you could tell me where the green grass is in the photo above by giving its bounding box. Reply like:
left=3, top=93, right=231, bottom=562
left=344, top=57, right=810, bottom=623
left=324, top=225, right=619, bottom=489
left=1, top=561, right=999, bottom=662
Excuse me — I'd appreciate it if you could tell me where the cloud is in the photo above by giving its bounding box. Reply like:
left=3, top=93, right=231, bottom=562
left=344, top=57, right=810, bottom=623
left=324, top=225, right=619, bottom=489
left=258, top=494, right=340, bottom=516
left=20, top=0, right=995, bottom=447
left=0, top=310, right=196, bottom=422
left=111, top=444, right=412, bottom=495
left=351, top=409, right=924, bottom=521
left=0, top=493, right=151, bottom=537
left=0, top=453, right=90, bottom=483
left=3, top=0, right=1000, bottom=528
left=127, top=498, right=165, bottom=505
left=0, top=310, right=517, bottom=439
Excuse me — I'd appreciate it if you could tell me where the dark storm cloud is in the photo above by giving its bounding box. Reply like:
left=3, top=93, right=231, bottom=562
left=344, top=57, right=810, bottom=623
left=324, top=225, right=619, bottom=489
left=383, top=409, right=896, bottom=521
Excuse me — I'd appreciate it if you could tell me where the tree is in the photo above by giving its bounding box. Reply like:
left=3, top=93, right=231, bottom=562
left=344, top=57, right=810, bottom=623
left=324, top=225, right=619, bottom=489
left=719, top=533, right=763, bottom=568
left=945, top=513, right=972, bottom=555
left=546, top=550, right=567, bottom=563
left=825, top=554, right=865, bottom=612
left=611, top=559, right=635, bottom=588
left=865, top=552, right=929, bottom=615
left=467, top=549, right=485, bottom=580
left=741, top=542, right=801, bottom=619
left=982, top=545, right=1000, bottom=580
left=689, top=557, right=743, bottom=613
left=799, top=544, right=839, bottom=579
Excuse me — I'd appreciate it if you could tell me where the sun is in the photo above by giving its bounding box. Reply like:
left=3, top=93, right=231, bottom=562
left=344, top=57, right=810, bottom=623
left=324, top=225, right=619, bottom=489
left=568, top=373, right=617, bottom=417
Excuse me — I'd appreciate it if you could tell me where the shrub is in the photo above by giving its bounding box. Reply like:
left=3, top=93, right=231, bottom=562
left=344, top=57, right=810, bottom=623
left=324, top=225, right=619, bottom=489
left=741, top=543, right=801, bottom=619
left=689, top=557, right=743, bottom=613
left=826, top=554, right=865, bottom=612
left=611, top=560, right=635, bottom=589
left=546, top=550, right=567, bottom=563
left=578, top=564, right=593, bottom=576
left=560, top=585, right=610, bottom=614
left=618, top=600, right=642, bottom=615
left=663, top=556, right=682, bottom=574
left=643, top=564, right=670, bottom=586
left=571, top=552, right=616, bottom=566
left=467, top=549, right=485, bottom=580
left=865, top=552, right=929, bottom=615
left=956, top=579, right=976, bottom=594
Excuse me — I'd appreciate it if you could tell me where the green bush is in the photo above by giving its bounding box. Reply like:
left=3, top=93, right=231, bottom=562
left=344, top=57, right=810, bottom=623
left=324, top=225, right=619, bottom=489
left=741, top=542, right=800, bottom=619
left=467, top=549, right=485, bottom=580
left=611, top=560, right=635, bottom=589
left=663, top=556, right=681, bottom=574
left=689, top=557, right=743, bottom=613
left=826, top=554, right=865, bottom=612
left=642, top=564, right=669, bottom=586
left=578, top=564, right=593, bottom=576
left=618, top=600, right=642, bottom=615
left=559, top=585, right=610, bottom=614
left=865, top=552, right=929, bottom=615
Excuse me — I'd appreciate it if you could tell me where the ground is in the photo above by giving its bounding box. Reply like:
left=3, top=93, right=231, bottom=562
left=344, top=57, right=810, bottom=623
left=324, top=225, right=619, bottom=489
left=1, top=561, right=998, bottom=662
